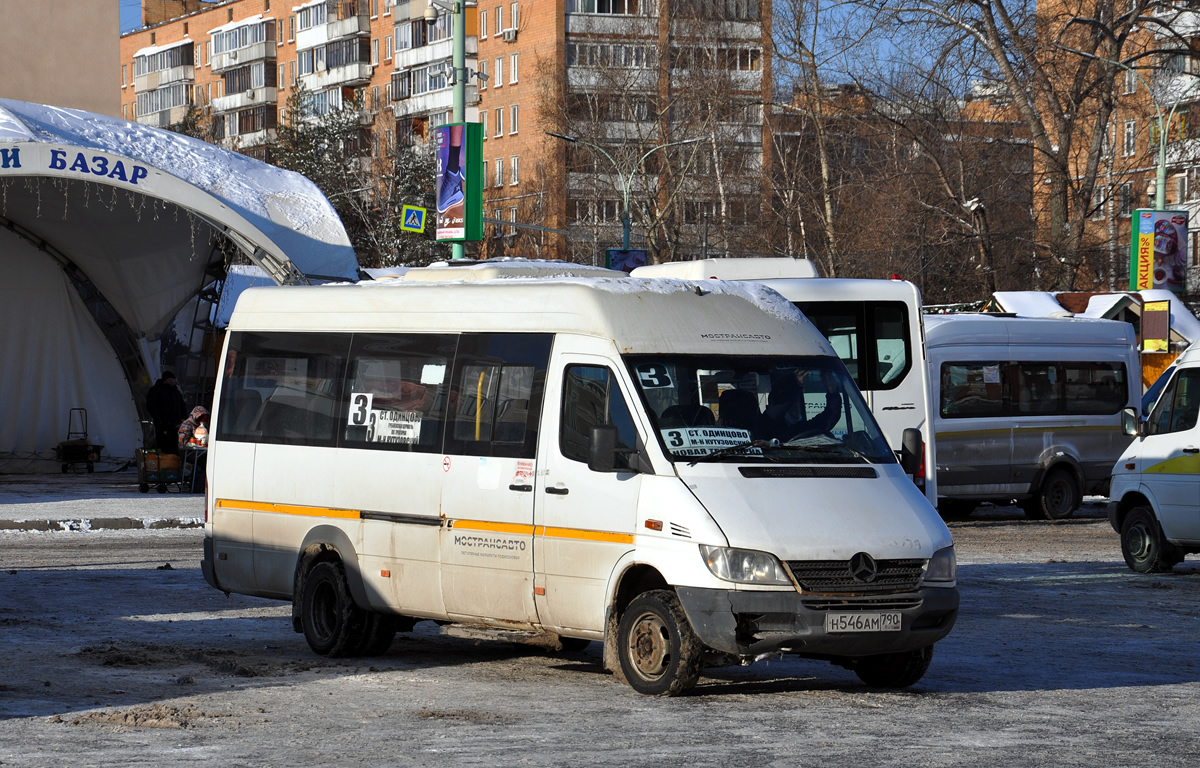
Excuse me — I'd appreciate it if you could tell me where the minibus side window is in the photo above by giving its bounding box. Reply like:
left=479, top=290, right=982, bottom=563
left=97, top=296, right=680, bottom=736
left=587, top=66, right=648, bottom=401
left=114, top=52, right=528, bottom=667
left=560, top=366, right=638, bottom=470
left=794, top=301, right=911, bottom=391
left=342, top=333, right=456, bottom=452
left=1148, top=369, right=1200, bottom=435
left=217, top=332, right=350, bottom=446
left=1061, top=362, right=1128, bottom=415
left=445, top=333, right=552, bottom=459
left=940, top=362, right=1006, bottom=418
left=1014, top=363, right=1062, bottom=414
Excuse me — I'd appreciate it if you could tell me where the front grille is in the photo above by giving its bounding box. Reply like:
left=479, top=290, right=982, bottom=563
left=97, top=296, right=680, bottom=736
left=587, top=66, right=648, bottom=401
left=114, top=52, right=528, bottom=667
left=786, top=558, right=926, bottom=595
left=801, top=596, right=923, bottom=611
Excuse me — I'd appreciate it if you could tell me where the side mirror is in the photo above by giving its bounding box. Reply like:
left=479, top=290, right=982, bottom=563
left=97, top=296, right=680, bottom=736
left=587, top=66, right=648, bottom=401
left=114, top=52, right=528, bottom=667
left=588, top=425, right=643, bottom=473
left=900, top=427, right=923, bottom=476
left=1121, top=407, right=1140, bottom=437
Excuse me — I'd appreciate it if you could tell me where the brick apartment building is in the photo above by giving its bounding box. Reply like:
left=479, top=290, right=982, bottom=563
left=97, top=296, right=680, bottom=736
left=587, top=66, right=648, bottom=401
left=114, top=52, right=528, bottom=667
left=119, top=0, right=771, bottom=262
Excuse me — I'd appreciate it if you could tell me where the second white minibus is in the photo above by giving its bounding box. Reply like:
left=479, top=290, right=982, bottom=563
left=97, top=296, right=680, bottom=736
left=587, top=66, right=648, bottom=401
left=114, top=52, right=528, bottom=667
left=201, top=263, right=958, bottom=695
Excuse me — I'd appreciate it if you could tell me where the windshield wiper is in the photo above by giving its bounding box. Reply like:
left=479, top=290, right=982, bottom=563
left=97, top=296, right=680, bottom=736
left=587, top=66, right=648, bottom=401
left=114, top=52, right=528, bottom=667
left=687, top=439, right=780, bottom=466
left=780, top=441, right=870, bottom=463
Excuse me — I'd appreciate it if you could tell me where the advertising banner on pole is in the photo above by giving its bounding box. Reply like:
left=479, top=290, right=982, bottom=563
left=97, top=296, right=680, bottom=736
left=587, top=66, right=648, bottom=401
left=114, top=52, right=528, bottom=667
left=1130, top=209, right=1189, bottom=293
left=435, top=122, right=483, bottom=242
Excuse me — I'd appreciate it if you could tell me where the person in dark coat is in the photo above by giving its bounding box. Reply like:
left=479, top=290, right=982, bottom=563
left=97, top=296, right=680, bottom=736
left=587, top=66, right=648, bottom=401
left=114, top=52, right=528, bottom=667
left=146, top=371, right=187, bottom=455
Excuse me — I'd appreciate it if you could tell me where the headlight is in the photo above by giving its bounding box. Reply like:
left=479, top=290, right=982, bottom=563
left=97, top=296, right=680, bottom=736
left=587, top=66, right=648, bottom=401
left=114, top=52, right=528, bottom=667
left=699, top=544, right=793, bottom=586
left=923, top=545, right=956, bottom=585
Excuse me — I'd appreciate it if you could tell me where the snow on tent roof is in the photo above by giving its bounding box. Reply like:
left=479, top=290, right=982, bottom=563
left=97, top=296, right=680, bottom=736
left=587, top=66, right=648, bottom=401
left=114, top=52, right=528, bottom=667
left=1079, top=293, right=1130, bottom=319
left=0, top=98, right=358, bottom=291
left=1140, top=290, right=1200, bottom=343
left=990, top=291, right=1069, bottom=317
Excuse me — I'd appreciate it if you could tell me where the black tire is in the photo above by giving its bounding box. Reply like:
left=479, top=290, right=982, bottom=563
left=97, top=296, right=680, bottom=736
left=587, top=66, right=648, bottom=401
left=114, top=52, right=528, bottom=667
left=938, top=500, right=976, bottom=520
left=559, top=637, right=592, bottom=653
left=1034, top=468, right=1080, bottom=520
left=156, top=483, right=167, bottom=494
left=87, top=462, right=94, bottom=473
left=300, top=560, right=367, bottom=657
left=616, top=590, right=704, bottom=696
left=354, top=612, right=398, bottom=657
left=1121, top=506, right=1182, bottom=574
left=138, top=483, right=149, bottom=493
left=854, top=645, right=934, bottom=689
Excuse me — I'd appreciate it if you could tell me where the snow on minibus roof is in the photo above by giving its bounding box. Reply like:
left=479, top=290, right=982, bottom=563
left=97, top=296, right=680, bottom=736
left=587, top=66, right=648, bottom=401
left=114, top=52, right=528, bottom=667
left=232, top=272, right=833, bottom=356
left=924, top=312, right=1138, bottom=347
left=632, top=257, right=820, bottom=280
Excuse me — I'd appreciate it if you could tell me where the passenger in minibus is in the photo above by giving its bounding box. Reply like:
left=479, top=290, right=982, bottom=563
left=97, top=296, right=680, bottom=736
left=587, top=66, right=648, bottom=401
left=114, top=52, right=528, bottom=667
left=763, top=369, right=842, bottom=442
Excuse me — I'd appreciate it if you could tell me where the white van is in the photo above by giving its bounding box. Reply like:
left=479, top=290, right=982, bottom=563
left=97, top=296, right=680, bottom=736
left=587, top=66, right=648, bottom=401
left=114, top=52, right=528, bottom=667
left=926, top=314, right=1139, bottom=519
left=1109, top=341, right=1200, bottom=572
left=632, top=258, right=937, bottom=506
left=201, top=263, right=959, bottom=695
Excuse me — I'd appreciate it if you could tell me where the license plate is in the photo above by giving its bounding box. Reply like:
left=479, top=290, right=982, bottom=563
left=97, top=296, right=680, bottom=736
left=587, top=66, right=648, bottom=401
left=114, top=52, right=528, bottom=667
left=825, top=612, right=902, bottom=633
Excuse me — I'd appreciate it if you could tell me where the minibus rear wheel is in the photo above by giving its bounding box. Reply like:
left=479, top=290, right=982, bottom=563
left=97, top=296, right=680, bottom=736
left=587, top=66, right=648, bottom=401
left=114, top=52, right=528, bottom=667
left=616, top=590, right=703, bottom=696
left=1121, top=506, right=1182, bottom=574
left=301, top=560, right=367, bottom=657
left=1032, top=468, right=1080, bottom=520
left=853, top=645, right=933, bottom=689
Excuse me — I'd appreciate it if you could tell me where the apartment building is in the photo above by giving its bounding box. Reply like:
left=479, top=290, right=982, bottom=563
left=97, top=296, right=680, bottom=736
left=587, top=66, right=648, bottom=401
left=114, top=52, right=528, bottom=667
left=120, top=0, right=770, bottom=262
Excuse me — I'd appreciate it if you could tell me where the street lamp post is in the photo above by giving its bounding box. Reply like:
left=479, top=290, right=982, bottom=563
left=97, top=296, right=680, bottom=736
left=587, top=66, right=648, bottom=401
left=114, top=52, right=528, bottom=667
left=426, top=0, right=472, bottom=259
left=546, top=131, right=710, bottom=251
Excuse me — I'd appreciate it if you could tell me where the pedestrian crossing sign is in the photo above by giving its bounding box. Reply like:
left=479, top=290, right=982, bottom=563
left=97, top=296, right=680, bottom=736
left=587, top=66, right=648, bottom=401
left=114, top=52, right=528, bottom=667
left=401, top=205, right=427, bottom=233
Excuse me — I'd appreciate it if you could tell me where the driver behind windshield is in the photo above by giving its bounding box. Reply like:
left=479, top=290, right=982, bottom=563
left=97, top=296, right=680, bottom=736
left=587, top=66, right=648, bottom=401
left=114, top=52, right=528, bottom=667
left=763, top=369, right=842, bottom=443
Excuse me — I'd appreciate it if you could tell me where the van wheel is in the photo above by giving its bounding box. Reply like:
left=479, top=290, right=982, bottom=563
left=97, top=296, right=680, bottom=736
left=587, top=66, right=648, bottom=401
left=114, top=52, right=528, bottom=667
left=853, top=645, right=933, bottom=689
left=354, top=612, right=398, bottom=657
left=1034, top=469, right=1079, bottom=520
left=1121, top=506, right=1182, bottom=574
left=301, top=560, right=367, bottom=657
left=937, top=500, right=976, bottom=520
left=617, top=590, right=703, bottom=696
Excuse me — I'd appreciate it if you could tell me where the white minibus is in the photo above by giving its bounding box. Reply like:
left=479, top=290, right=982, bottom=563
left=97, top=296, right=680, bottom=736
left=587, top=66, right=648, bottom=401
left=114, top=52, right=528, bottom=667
left=202, top=263, right=958, bottom=695
left=633, top=258, right=937, bottom=506
left=926, top=314, right=1139, bottom=519
left=1109, top=340, right=1200, bottom=572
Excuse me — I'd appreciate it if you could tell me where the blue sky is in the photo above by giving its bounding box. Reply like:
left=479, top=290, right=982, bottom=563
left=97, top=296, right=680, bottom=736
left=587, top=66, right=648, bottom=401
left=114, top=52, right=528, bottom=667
left=120, top=0, right=142, bottom=32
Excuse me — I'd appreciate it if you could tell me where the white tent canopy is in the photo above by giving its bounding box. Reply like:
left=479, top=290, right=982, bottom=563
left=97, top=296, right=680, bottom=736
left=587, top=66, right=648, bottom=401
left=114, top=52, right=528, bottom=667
left=0, top=99, right=359, bottom=472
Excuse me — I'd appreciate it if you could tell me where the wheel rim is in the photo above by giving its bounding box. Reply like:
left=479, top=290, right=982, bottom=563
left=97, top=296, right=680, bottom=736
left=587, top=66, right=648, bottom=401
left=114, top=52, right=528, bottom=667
left=626, top=611, right=671, bottom=682
left=311, top=579, right=338, bottom=643
left=1125, top=521, right=1154, bottom=563
left=1045, top=478, right=1072, bottom=517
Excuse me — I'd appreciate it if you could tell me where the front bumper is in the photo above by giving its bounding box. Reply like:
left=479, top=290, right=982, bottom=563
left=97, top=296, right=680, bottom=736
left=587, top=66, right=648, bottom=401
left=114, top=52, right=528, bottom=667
left=676, top=585, right=959, bottom=658
left=1107, top=500, right=1121, bottom=533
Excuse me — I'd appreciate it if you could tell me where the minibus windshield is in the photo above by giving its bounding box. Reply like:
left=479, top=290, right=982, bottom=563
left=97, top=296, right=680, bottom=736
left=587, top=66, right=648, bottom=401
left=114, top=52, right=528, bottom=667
left=626, top=355, right=894, bottom=464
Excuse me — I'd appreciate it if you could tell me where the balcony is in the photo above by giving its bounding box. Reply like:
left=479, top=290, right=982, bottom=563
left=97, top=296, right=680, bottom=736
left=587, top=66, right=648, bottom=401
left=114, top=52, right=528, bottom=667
left=135, top=105, right=190, bottom=128
left=134, top=65, right=194, bottom=92
left=212, top=87, right=279, bottom=114
left=301, top=61, right=374, bottom=90
left=328, top=14, right=371, bottom=40
left=220, top=128, right=277, bottom=151
left=211, top=42, right=277, bottom=73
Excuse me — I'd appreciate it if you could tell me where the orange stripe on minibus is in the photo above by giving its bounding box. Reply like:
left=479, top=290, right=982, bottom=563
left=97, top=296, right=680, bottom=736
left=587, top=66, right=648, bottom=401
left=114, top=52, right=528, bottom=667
left=450, top=519, right=536, bottom=535
left=214, top=499, right=360, bottom=520
left=538, top=526, right=634, bottom=545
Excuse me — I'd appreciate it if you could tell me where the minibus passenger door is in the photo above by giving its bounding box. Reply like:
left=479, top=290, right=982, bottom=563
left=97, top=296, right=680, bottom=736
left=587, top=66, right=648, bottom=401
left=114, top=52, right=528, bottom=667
left=439, top=333, right=552, bottom=626
left=533, top=359, right=642, bottom=634
left=1139, top=368, right=1200, bottom=539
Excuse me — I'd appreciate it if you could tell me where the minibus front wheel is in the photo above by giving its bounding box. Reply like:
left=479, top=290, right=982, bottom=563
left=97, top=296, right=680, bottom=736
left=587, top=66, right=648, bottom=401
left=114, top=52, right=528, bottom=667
left=617, top=590, right=704, bottom=696
left=1121, top=506, right=1182, bottom=574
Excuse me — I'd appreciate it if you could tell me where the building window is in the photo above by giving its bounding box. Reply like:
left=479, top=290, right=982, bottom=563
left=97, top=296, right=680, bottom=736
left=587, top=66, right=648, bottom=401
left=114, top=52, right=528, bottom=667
left=385, top=35, right=393, bottom=60
left=495, top=5, right=503, bottom=34
left=495, top=106, right=503, bottom=136
left=1175, top=174, right=1188, bottom=205
left=495, top=157, right=504, bottom=187
left=510, top=52, right=518, bottom=83
left=1123, top=69, right=1137, bottom=95
left=1118, top=182, right=1132, bottom=217
left=1090, top=185, right=1106, bottom=221
left=289, top=16, right=296, bottom=40
left=372, top=0, right=379, bottom=17
left=510, top=104, right=518, bottom=133
left=479, top=59, right=487, bottom=89
left=480, top=9, right=487, bottom=37
left=1123, top=120, right=1137, bottom=157
left=568, top=0, right=641, bottom=13
left=481, top=109, right=487, bottom=137
left=510, top=2, right=519, bottom=28
left=510, top=154, right=519, bottom=184
left=494, top=56, right=503, bottom=86
left=121, top=65, right=127, bottom=88
left=184, top=22, right=189, bottom=34
left=122, top=104, right=128, bottom=119
left=385, top=0, right=392, bottom=15
left=372, top=38, right=379, bottom=64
